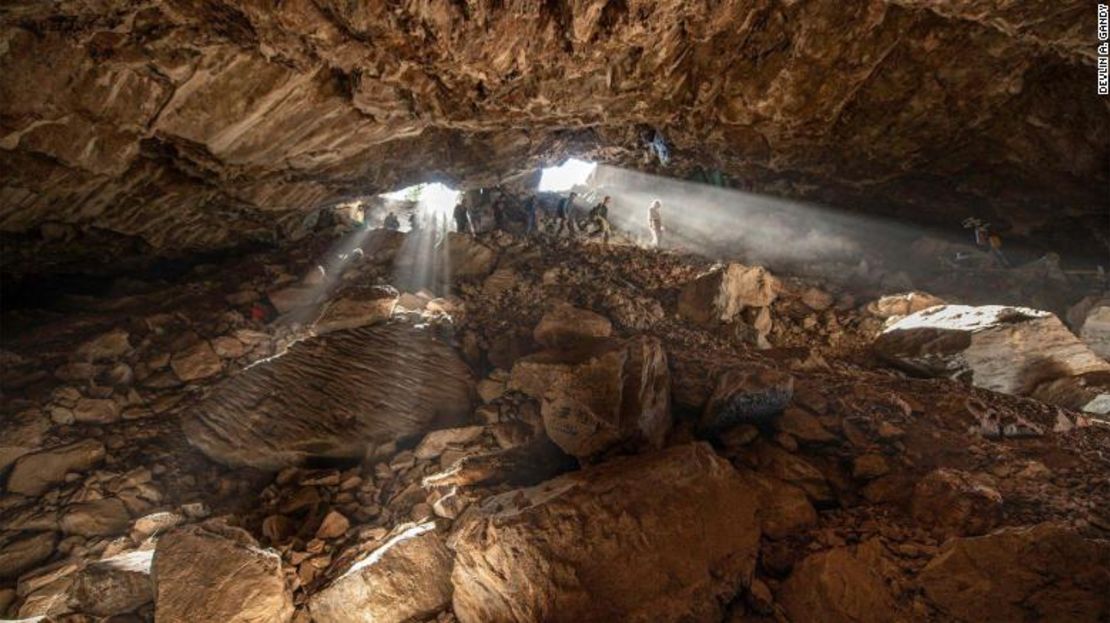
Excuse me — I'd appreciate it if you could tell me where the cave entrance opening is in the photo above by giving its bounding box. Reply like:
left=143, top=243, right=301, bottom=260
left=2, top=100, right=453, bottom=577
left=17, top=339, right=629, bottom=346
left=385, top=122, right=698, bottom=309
left=538, top=158, right=597, bottom=193
left=378, top=182, right=461, bottom=232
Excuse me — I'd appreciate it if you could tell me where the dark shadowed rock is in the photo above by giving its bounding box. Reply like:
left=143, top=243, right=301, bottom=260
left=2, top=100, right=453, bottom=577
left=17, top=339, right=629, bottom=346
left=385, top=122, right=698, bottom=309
left=699, top=365, right=794, bottom=433
left=450, top=443, right=761, bottom=623
left=183, top=324, right=474, bottom=469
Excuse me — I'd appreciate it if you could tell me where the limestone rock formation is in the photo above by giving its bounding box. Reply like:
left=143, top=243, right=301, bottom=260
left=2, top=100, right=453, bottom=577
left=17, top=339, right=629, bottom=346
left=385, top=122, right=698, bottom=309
left=183, top=324, right=474, bottom=468
left=310, top=523, right=453, bottom=623
left=678, top=264, right=780, bottom=327
left=509, top=335, right=670, bottom=459
left=153, top=522, right=293, bottom=623
left=450, top=443, right=761, bottom=623
left=0, top=2, right=1105, bottom=275
left=875, top=305, right=1110, bottom=412
left=917, top=523, right=1110, bottom=623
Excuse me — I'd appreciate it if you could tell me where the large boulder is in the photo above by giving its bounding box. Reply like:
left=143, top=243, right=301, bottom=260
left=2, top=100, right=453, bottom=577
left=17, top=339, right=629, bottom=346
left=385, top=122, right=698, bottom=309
left=778, top=545, right=899, bottom=623
left=509, top=336, right=670, bottom=460
left=678, top=263, right=779, bottom=326
left=183, top=324, right=474, bottom=469
left=532, top=303, right=612, bottom=349
left=7, top=439, right=106, bottom=496
left=310, top=523, right=453, bottom=623
left=918, top=523, right=1110, bottom=623
left=153, top=522, right=293, bottom=623
left=450, top=443, right=761, bottom=623
left=312, top=285, right=398, bottom=335
left=875, top=305, right=1110, bottom=412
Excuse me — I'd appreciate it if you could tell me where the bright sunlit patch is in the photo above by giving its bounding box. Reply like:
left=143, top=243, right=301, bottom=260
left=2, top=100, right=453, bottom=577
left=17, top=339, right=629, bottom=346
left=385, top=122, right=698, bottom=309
left=538, top=158, right=597, bottom=192
left=381, top=182, right=460, bottom=218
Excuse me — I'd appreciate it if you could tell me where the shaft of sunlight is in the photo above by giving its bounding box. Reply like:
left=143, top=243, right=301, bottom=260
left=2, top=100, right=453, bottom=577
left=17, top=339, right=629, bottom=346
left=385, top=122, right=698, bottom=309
left=538, top=158, right=597, bottom=192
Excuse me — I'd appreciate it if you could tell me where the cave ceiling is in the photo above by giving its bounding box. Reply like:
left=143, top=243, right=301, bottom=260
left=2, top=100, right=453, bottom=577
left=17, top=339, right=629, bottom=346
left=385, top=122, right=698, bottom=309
left=0, top=0, right=1107, bottom=262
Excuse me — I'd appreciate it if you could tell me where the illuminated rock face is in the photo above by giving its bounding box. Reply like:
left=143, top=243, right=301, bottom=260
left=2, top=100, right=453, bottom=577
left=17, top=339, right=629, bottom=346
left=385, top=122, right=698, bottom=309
left=153, top=523, right=293, bottom=623
left=875, top=305, right=1110, bottom=412
left=309, top=524, right=453, bottom=623
left=1, top=0, right=1106, bottom=272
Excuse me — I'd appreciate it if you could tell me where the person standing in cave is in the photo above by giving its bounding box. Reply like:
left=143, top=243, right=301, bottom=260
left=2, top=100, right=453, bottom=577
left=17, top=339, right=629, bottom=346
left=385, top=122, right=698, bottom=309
left=648, top=199, right=664, bottom=248
left=523, top=195, right=539, bottom=235
left=383, top=211, right=400, bottom=230
left=588, top=195, right=612, bottom=245
left=453, top=197, right=475, bottom=235
left=491, top=192, right=508, bottom=231
left=555, top=191, right=578, bottom=238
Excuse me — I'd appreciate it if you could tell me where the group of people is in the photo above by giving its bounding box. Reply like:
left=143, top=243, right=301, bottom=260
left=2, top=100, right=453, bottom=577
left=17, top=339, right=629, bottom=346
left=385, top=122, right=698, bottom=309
left=376, top=189, right=669, bottom=249
left=535, top=191, right=666, bottom=247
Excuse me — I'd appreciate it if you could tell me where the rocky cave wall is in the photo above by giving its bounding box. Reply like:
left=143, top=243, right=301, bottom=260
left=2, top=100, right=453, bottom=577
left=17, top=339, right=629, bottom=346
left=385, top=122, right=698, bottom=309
left=1, top=0, right=1108, bottom=275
